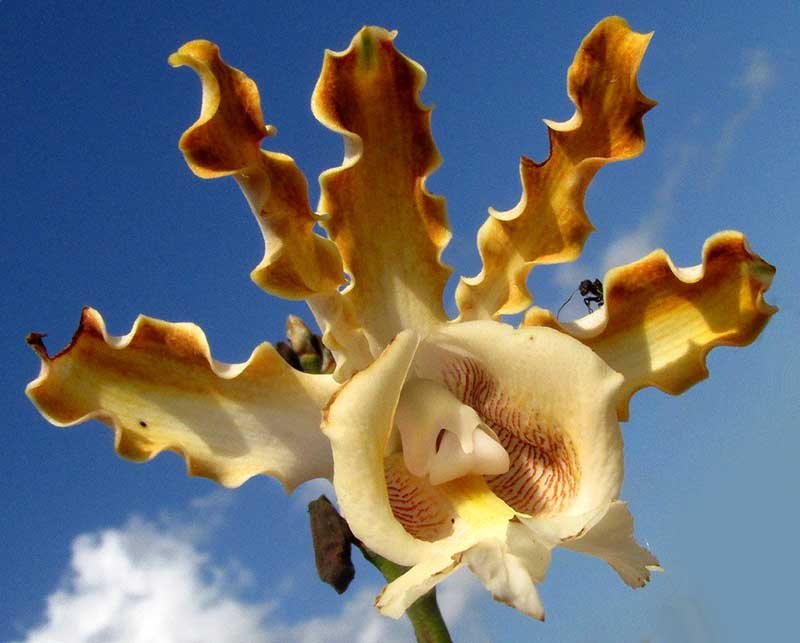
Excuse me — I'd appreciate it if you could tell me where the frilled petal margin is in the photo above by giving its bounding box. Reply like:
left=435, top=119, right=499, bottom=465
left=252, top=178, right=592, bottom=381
left=169, top=41, right=345, bottom=301
left=523, top=231, right=776, bottom=419
left=456, top=16, right=656, bottom=320
left=313, top=27, right=453, bottom=351
left=26, top=308, right=339, bottom=491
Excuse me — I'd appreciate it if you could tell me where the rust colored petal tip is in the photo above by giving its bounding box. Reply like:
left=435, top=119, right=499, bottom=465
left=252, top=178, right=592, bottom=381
left=524, top=231, right=776, bottom=419
left=169, top=40, right=272, bottom=178
left=26, top=307, right=338, bottom=491
left=456, top=16, right=656, bottom=321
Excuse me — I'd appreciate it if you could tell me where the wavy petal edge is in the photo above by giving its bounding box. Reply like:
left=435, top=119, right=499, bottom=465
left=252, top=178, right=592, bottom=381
left=27, top=307, right=339, bottom=491
left=456, top=16, right=656, bottom=321
left=523, top=231, right=776, bottom=419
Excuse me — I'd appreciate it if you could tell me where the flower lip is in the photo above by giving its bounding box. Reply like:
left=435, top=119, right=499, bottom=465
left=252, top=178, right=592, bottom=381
left=416, top=321, right=626, bottom=518
left=396, top=378, right=510, bottom=485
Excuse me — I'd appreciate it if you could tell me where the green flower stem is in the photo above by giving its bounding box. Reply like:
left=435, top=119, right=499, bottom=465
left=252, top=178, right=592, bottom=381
left=355, top=543, right=453, bottom=643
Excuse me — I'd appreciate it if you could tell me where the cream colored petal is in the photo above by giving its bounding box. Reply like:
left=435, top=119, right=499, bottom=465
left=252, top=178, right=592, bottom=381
left=321, top=329, right=430, bottom=565
left=384, top=454, right=457, bottom=542
left=505, top=520, right=552, bottom=584
left=376, top=549, right=464, bottom=619
left=461, top=538, right=545, bottom=621
left=456, top=17, right=655, bottom=320
left=560, top=501, right=661, bottom=588
left=327, top=323, right=575, bottom=616
left=26, top=308, right=339, bottom=491
left=523, top=232, right=776, bottom=419
left=417, top=321, right=625, bottom=518
left=312, top=27, right=452, bottom=349
left=169, top=40, right=344, bottom=300
left=306, top=292, right=378, bottom=382
left=519, top=506, right=607, bottom=548
left=322, top=327, right=517, bottom=556
left=377, top=474, right=516, bottom=618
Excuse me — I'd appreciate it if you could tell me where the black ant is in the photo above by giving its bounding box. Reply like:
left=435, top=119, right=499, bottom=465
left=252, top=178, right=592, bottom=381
left=556, top=279, right=604, bottom=320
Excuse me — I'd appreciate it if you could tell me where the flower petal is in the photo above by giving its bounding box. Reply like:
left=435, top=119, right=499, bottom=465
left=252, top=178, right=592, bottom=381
left=312, top=27, right=452, bottom=349
left=560, top=501, right=661, bottom=588
left=384, top=454, right=456, bottom=542
left=523, top=232, right=776, bottom=419
left=377, top=475, right=516, bottom=618
left=169, top=40, right=344, bottom=300
left=456, top=16, right=655, bottom=320
left=417, top=321, right=625, bottom=518
left=307, top=292, right=374, bottom=381
left=375, top=549, right=463, bottom=619
left=460, top=536, right=546, bottom=620
left=505, top=521, right=552, bottom=584
left=168, top=40, right=265, bottom=178
left=322, top=329, right=430, bottom=565
left=322, top=330, right=496, bottom=560
left=26, top=308, right=339, bottom=491
left=322, top=330, right=517, bottom=617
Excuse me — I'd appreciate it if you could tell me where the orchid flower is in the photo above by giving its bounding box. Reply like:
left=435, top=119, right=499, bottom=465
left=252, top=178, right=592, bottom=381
left=26, top=16, right=775, bottom=622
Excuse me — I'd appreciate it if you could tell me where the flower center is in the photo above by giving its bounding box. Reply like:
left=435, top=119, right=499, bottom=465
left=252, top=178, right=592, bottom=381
left=440, top=357, right=580, bottom=516
left=395, top=379, right=510, bottom=485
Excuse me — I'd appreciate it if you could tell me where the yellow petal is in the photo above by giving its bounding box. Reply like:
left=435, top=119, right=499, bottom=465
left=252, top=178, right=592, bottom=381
left=168, top=40, right=265, bottom=178
left=26, top=308, right=339, bottom=491
left=456, top=17, right=655, bottom=320
left=523, top=232, right=776, bottom=419
left=170, top=40, right=344, bottom=299
left=312, top=27, right=452, bottom=349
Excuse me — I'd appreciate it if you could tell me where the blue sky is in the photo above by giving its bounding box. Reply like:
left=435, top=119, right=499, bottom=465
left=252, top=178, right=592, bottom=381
left=3, top=1, right=798, bottom=641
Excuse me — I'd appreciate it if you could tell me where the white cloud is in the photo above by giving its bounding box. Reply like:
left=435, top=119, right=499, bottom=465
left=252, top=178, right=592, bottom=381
left=710, top=48, right=775, bottom=179
left=11, top=499, right=485, bottom=643
left=437, top=570, right=491, bottom=643
left=601, top=222, right=658, bottom=274
left=738, top=49, right=775, bottom=100
left=12, top=517, right=275, bottom=643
